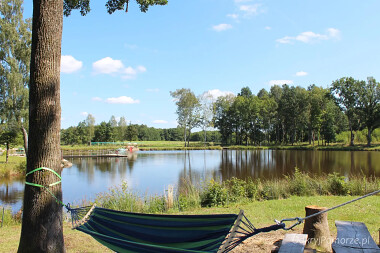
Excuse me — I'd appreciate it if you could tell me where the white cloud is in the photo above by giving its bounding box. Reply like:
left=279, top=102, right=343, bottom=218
left=81, top=112, right=88, bottom=117
left=153, top=120, right=168, bottom=124
left=269, top=80, right=294, bottom=86
left=61, top=55, right=82, bottom=73
left=92, top=57, right=146, bottom=79
left=93, top=57, right=124, bottom=74
left=105, top=96, right=140, bottom=104
left=327, top=28, right=341, bottom=39
left=122, top=65, right=147, bottom=79
left=136, top=65, right=147, bottom=73
left=212, top=24, right=232, bottom=32
left=92, top=97, right=103, bottom=101
left=265, top=26, right=271, bottom=30
left=227, top=14, right=239, bottom=19
left=296, top=31, right=328, bottom=43
left=296, top=71, right=308, bottom=77
left=203, top=89, right=235, bottom=100
left=239, top=4, right=261, bottom=16
left=277, top=28, right=341, bottom=44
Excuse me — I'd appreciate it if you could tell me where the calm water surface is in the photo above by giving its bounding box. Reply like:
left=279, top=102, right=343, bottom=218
left=1, top=150, right=379, bottom=212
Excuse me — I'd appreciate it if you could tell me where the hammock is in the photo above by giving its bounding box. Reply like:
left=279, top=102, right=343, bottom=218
left=25, top=167, right=285, bottom=252
left=27, top=167, right=380, bottom=253
left=69, top=205, right=285, bottom=253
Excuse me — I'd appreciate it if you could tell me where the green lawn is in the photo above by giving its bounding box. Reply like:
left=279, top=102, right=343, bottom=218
left=1, top=195, right=379, bottom=252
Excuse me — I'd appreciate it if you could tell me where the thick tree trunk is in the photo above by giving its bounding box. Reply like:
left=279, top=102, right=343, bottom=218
left=18, top=1, right=64, bottom=252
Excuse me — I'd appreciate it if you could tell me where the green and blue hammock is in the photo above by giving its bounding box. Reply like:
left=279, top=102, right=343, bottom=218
left=69, top=205, right=285, bottom=253
left=27, top=167, right=380, bottom=253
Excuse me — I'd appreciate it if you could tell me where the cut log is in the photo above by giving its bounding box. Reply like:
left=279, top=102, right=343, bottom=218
left=303, top=205, right=331, bottom=251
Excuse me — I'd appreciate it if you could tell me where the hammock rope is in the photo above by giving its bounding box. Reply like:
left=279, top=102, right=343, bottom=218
left=25, top=167, right=71, bottom=210
left=24, top=167, right=380, bottom=253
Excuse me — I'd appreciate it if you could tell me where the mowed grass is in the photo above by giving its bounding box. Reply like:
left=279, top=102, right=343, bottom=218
left=1, top=195, right=379, bottom=252
left=0, top=222, right=112, bottom=253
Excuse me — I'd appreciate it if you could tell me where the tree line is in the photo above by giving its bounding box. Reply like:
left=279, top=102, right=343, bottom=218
left=60, top=114, right=222, bottom=145
left=171, top=77, right=380, bottom=147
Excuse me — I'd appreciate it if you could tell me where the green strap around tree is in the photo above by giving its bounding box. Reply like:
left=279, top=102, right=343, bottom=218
left=25, top=167, right=67, bottom=208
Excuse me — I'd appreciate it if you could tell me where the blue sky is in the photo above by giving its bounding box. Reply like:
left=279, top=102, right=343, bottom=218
left=22, top=1, right=380, bottom=129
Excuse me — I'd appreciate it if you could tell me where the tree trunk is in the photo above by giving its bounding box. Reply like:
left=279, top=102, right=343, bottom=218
left=187, top=129, right=191, bottom=147
left=6, top=142, right=9, bottom=164
left=367, top=127, right=372, bottom=146
left=183, top=125, right=187, bottom=147
left=21, top=126, right=28, bottom=158
left=350, top=128, right=355, bottom=146
left=18, top=1, right=64, bottom=253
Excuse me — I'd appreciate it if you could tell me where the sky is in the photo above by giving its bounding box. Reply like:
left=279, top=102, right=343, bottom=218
left=22, top=0, right=380, bottom=129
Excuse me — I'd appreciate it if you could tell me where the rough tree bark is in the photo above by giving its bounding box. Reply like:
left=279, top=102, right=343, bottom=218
left=18, top=1, right=64, bottom=252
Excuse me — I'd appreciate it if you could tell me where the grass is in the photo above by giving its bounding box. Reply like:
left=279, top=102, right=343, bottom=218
left=61, top=141, right=222, bottom=151
left=0, top=155, right=26, bottom=177
left=61, top=140, right=380, bottom=152
left=1, top=195, right=379, bottom=252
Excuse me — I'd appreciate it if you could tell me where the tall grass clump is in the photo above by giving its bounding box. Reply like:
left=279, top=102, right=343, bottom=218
left=96, top=182, right=143, bottom=212
left=257, top=179, right=289, bottom=200
left=0, top=207, right=19, bottom=226
left=286, top=168, right=318, bottom=196
left=346, top=175, right=380, bottom=195
left=177, top=177, right=201, bottom=211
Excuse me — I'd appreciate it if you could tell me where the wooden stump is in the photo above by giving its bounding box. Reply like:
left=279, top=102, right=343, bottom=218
left=303, top=205, right=331, bottom=251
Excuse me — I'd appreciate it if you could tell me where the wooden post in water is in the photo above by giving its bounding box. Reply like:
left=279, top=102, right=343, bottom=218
left=303, top=205, right=331, bottom=251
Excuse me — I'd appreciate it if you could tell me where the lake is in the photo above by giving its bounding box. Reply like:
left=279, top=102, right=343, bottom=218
left=1, top=149, right=379, bottom=212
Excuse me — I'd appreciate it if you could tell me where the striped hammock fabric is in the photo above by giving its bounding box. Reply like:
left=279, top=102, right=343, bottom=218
left=70, top=205, right=284, bottom=253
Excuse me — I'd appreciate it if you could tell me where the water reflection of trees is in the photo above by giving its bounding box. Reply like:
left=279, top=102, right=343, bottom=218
left=218, top=150, right=380, bottom=181
left=0, top=177, right=24, bottom=205
left=70, top=154, right=139, bottom=184
left=177, top=151, right=221, bottom=195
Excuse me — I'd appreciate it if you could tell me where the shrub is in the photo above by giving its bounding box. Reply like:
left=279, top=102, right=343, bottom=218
left=201, top=180, right=228, bottom=207
left=286, top=168, right=318, bottom=196
left=327, top=173, right=348, bottom=195
left=245, top=178, right=259, bottom=199
left=226, top=177, right=246, bottom=202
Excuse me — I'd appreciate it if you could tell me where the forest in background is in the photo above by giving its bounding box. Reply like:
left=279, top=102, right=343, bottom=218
left=59, top=77, right=380, bottom=147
